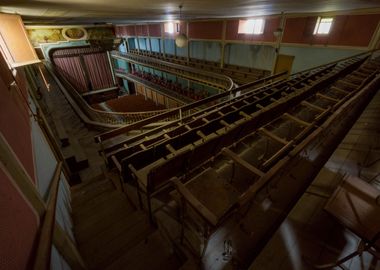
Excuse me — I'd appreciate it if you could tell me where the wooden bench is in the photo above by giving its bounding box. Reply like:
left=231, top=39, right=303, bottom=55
left=129, top=147, right=193, bottom=223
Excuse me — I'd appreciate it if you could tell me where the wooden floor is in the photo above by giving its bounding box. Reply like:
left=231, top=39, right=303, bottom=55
left=71, top=174, right=183, bottom=270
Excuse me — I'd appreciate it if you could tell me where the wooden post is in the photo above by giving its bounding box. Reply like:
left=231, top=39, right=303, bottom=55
left=187, top=22, right=190, bottom=63
left=135, top=25, right=140, bottom=52
left=147, top=24, right=152, bottom=53
left=161, top=23, right=166, bottom=59
left=220, top=20, right=227, bottom=68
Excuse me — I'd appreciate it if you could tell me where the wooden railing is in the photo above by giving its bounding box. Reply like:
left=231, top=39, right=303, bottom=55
left=111, top=51, right=235, bottom=91
left=128, top=48, right=270, bottom=83
left=33, top=162, right=63, bottom=270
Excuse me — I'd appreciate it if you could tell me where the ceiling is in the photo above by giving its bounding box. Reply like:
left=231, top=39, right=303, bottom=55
left=1, top=0, right=380, bottom=25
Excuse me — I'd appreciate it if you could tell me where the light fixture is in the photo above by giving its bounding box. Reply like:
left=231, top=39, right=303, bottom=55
left=273, top=27, right=283, bottom=38
left=175, top=5, right=188, bottom=48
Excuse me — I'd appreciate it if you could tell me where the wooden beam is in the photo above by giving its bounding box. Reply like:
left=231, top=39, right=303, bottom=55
left=301, top=101, right=326, bottom=112
left=283, top=113, right=311, bottom=126
left=259, top=127, right=288, bottom=145
left=222, top=148, right=264, bottom=177
left=111, top=156, right=122, bottom=172
left=316, top=93, right=339, bottom=103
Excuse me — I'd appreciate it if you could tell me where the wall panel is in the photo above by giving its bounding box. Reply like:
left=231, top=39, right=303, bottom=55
left=189, top=21, right=223, bottom=39
left=148, top=24, right=161, bottom=37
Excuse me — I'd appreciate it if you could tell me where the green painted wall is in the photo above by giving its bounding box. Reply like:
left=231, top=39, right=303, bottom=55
left=279, top=46, right=363, bottom=74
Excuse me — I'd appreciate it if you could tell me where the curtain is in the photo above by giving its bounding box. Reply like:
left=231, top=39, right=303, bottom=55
left=52, top=47, right=114, bottom=93
left=83, top=52, right=114, bottom=90
left=53, top=56, right=88, bottom=93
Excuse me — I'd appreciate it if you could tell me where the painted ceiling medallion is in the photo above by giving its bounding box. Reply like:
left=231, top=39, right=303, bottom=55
left=62, top=27, right=87, bottom=40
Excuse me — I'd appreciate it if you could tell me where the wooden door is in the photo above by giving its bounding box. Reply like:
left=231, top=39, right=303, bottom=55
left=273, top=54, right=294, bottom=77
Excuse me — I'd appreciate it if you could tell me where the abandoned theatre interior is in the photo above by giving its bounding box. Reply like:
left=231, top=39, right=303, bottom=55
left=1, top=0, right=380, bottom=269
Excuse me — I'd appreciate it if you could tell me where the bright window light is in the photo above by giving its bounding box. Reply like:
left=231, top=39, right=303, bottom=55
left=238, top=19, right=265, bottom=35
left=314, top=17, right=333, bottom=35
left=164, top=22, right=174, bottom=34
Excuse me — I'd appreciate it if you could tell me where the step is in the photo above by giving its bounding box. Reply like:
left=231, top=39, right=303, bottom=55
left=72, top=190, right=129, bottom=220
left=78, top=210, right=148, bottom=255
left=105, top=230, right=182, bottom=270
left=71, top=173, right=106, bottom=192
left=73, top=195, right=135, bottom=241
left=83, top=214, right=154, bottom=269
left=71, top=179, right=115, bottom=207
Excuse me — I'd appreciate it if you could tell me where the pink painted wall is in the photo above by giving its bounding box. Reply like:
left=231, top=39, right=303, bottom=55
left=226, top=17, right=280, bottom=42
left=188, top=21, right=223, bottom=39
left=0, top=169, right=39, bottom=270
left=148, top=24, right=161, bottom=37
left=0, top=52, right=39, bottom=269
left=0, top=56, right=35, bottom=182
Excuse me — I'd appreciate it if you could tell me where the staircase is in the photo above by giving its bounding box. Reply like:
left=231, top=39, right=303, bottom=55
left=71, top=174, right=184, bottom=270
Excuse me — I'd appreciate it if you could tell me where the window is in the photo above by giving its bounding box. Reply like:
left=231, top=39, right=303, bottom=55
left=238, top=19, right=265, bottom=35
left=164, top=22, right=174, bottom=34
left=164, top=22, right=180, bottom=34
left=313, top=17, right=333, bottom=35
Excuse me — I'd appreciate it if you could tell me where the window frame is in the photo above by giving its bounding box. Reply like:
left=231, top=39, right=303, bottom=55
left=313, top=17, right=334, bottom=35
left=238, top=19, right=265, bottom=35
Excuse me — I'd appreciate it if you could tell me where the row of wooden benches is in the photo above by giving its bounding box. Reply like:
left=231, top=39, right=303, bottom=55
left=170, top=57, right=378, bottom=244
left=106, top=57, right=369, bottom=224
left=104, top=62, right=337, bottom=160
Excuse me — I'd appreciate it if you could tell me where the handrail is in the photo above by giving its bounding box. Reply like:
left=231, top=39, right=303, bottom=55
left=33, top=161, right=62, bottom=270
left=111, top=51, right=235, bottom=91
left=46, top=63, right=171, bottom=127
left=114, top=70, right=193, bottom=104
left=95, top=70, right=288, bottom=142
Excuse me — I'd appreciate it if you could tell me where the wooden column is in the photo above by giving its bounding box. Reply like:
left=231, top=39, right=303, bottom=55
left=124, top=38, right=130, bottom=52
left=220, top=20, right=227, bottom=68
left=135, top=25, right=140, bottom=52
left=272, top=12, right=286, bottom=75
left=161, top=23, right=166, bottom=59
left=147, top=24, right=152, bottom=53
left=186, top=22, right=190, bottom=63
